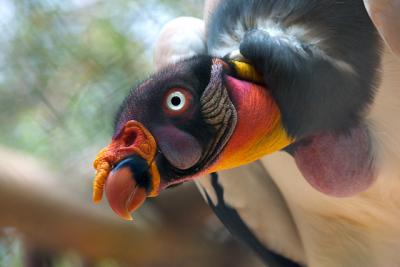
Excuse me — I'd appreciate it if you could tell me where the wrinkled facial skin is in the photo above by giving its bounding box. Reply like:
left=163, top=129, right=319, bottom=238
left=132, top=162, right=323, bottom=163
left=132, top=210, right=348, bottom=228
left=114, top=56, right=216, bottom=188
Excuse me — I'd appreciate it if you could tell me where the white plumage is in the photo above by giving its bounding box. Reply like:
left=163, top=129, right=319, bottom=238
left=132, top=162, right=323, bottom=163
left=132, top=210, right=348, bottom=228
left=364, top=0, right=400, bottom=57
left=154, top=17, right=206, bottom=70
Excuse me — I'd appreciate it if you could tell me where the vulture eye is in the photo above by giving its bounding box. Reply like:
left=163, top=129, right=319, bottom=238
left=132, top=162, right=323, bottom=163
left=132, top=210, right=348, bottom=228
left=163, top=89, right=192, bottom=115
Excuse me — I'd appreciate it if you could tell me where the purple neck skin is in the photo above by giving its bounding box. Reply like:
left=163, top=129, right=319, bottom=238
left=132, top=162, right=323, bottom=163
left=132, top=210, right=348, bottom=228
left=293, top=125, right=376, bottom=197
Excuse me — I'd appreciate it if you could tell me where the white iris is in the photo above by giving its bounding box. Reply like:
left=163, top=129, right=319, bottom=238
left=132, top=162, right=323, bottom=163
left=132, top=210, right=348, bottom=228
left=166, top=91, right=186, bottom=111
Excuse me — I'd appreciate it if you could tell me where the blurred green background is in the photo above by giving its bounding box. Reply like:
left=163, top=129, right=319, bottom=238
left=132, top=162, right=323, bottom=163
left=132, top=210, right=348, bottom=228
left=0, top=0, right=202, bottom=185
left=0, top=1, right=264, bottom=266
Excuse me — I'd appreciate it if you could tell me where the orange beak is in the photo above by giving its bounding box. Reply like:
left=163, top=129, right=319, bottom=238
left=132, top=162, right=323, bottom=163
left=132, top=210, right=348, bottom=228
left=92, top=120, right=160, bottom=220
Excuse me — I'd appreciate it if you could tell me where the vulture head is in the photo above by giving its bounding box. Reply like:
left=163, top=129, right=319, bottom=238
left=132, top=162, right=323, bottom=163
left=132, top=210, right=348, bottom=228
left=92, top=57, right=294, bottom=220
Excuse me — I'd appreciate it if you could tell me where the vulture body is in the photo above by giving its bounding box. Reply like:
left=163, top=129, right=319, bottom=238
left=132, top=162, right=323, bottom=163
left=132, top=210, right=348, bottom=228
left=154, top=1, right=400, bottom=267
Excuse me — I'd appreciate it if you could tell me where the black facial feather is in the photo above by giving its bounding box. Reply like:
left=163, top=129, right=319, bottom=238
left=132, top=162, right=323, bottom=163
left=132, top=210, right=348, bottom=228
left=208, top=0, right=382, bottom=138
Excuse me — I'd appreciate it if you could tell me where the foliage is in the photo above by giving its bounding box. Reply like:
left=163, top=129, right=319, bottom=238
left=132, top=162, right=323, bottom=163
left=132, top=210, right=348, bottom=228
left=0, top=0, right=202, bottom=175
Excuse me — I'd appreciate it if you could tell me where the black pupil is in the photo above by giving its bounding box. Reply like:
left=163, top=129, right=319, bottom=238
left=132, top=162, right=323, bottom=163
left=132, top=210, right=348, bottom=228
left=171, top=95, right=182, bottom=106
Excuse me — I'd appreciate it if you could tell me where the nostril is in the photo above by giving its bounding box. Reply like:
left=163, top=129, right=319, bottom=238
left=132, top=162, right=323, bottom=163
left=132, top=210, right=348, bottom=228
left=124, top=132, right=138, bottom=147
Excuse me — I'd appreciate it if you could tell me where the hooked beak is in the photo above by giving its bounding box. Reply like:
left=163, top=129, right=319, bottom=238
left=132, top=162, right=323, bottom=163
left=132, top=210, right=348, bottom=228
left=92, top=120, right=160, bottom=220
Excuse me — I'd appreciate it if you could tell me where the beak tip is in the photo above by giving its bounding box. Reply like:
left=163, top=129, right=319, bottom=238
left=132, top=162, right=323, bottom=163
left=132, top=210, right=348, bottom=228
left=104, top=166, right=148, bottom=220
left=121, top=214, right=134, bottom=221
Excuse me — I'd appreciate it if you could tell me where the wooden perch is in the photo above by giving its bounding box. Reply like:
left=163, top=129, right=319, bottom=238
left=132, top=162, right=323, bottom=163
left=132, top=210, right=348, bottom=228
left=0, top=146, right=244, bottom=267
